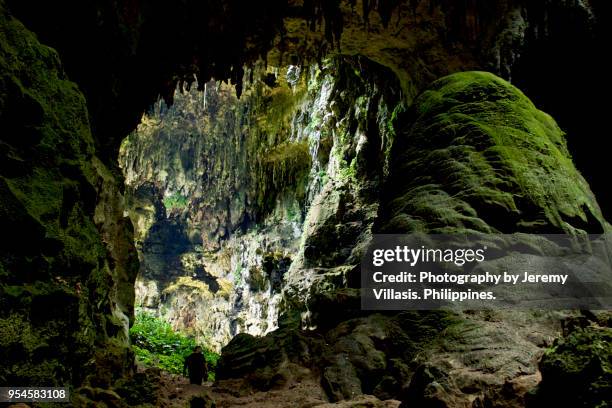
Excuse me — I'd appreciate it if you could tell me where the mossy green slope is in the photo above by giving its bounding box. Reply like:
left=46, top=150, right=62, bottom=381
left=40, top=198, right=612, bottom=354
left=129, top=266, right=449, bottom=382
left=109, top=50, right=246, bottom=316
left=382, top=71, right=607, bottom=234
left=371, top=71, right=611, bottom=407
left=0, top=3, right=138, bottom=388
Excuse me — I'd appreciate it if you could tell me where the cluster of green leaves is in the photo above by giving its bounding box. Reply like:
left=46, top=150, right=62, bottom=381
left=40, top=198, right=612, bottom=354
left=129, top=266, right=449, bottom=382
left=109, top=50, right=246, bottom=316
left=317, top=170, right=328, bottom=187
left=163, top=193, right=189, bottom=211
left=129, top=312, right=219, bottom=380
left=338, top=157, right=357, bottom=182
left=233, top=264, right=243, bottom=286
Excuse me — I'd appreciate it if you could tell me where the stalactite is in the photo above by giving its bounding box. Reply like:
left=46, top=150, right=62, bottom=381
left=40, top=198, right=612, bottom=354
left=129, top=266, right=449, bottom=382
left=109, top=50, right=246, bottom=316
left=203, top=82, right=207, bottom=111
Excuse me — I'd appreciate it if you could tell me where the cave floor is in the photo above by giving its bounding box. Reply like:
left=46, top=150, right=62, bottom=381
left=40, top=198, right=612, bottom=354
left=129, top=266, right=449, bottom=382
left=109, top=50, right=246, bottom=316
left=155, top=370, right=401, bottom=407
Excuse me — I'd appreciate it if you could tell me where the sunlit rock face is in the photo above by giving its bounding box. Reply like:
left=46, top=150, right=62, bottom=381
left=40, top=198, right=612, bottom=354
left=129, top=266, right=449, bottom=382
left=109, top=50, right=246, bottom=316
left=119, top=56, right=403, bottom=349
left=120, top=73, right=301, bottom=350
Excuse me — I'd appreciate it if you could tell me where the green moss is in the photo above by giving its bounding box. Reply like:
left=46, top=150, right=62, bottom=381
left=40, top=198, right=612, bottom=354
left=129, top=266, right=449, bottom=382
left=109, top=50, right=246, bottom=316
left=216, top=278, right=233, bottom=300
left=318, top=170, right=329, bottom=187
left=383, top=102, right=407, bottom=175
left=233, top=263, right=243, bottom=286
left=1, top=5, right=136, bottom=387
left=263, top=140, right=311, bottom=168
left=256, top=85, right=306, bottom=136
left=383, top=71, right=607, bottom=234
left=338, top=157, right=358, bottom=182
left=0, top=313, right=39, bottom=351
left=257, top=140, right=311, bottom=215
left=247, top=266, right=267, bottom=291
left=163, top=276, right=213, bottom=299
left=286, top=201, right=300, bottom=221
left=531, top=325, right=612, bottom=407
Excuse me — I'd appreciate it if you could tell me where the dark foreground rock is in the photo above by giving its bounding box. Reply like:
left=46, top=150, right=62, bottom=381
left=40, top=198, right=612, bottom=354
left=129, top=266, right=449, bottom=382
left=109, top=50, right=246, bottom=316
left=0, top=2, right=138, bottom=388
left=527, top=316, right=612, bottom=408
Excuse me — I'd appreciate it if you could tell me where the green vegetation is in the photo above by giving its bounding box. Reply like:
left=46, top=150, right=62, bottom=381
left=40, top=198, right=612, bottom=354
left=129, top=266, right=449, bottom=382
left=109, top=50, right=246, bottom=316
left=383, top=71, right=606, bottom=234
left=257, top=85, right=306, bottom=135
left=0, top=5, right=137, bottom=386
left=338, top=157, right=357, bottom=182
left=286, top=202, right=300, bottom=222
left=532, top=325, right=612, bottom=407
left=233, top=263, right=243, bottom=286
left=130, top=312, right=219, bottom=381
left=163, top=192, right=189, bottom=211
left=383, top=102, right=407, bottom=176
left=318, top=170, right=328, bottom=187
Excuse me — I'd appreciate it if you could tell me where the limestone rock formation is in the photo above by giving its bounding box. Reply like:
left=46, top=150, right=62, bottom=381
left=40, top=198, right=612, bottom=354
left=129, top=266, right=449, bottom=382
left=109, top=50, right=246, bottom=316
left=0, top=3, right=138, bottom=387
left=119, top=56, right=404, bottom=350
left=213, top=72, right=610, bottom=407
left=380, top=71, right=607, bottom=235
left=1, top=0, right=611, bottom=406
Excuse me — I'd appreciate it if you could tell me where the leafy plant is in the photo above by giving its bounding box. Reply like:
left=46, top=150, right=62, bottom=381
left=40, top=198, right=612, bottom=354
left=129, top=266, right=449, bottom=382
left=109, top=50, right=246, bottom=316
left=129, top=312, right=219, bottom=380
left=318, top=170, right=328, bottom=187
left=163, top=193, right=189, bottom=211
left=233, top=264, right=243, bottom=286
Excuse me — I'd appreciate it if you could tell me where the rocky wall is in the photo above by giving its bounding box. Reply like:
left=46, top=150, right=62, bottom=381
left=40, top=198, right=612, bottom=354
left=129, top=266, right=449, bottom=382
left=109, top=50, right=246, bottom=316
left=215, top=71, right=611, bottom=407
left=0, top=3, right=138, bottom=388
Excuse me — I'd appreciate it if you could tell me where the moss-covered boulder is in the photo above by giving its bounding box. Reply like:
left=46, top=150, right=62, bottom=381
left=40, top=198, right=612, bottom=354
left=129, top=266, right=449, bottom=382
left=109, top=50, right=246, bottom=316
left=528, top=324, right=612, bottom=408
left=216, top=329, right=320, bottom=392
left=380, top=71, right=607, bottom=234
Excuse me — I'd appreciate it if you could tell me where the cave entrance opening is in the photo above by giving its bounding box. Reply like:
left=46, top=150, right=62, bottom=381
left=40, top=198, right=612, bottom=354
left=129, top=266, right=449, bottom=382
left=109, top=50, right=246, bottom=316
left=115, top=54, right=407, bottom=380
left=116, top=63, right=317, bottom=377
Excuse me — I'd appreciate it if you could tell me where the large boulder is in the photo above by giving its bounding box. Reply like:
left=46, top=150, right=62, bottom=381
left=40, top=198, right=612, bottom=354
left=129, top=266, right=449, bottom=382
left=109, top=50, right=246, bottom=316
left=380, top=71, right=607, bottom=234
left=527, top=320, right=612, bottom=408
